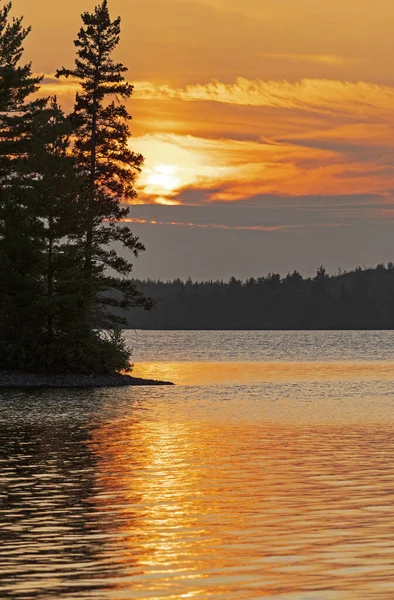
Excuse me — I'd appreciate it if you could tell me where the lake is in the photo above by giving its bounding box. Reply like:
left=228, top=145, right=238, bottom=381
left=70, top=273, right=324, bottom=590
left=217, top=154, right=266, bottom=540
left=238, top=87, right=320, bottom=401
left=2, top=330, right=394, bottom=599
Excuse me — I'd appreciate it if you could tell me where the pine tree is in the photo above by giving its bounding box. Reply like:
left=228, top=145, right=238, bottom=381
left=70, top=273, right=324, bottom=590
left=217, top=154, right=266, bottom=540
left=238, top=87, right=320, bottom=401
left=0, top=1, right=41, bottom=111
left=0, top=1, right=151, bottom=373
left=0, top=98, right=73, bottom=370
left=0, top=93, right=136, bottom=373
left=0, top=5, right=80, bottom=371
left=0, top=2, right=46, bottom=368
left=0, top=1, right=42, bottom=181
left=15, top=99, right=87, bottom=371
left=56, top=0, right=151, bottom=338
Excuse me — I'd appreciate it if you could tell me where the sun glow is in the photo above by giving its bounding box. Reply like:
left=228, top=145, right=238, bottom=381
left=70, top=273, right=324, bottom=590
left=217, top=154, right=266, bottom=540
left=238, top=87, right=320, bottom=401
left=146, top=164, right=181, bottom=196
left=133, top=135, right=213, bottom=203
left=133, top=134, right=254, bottom=204
left=154, top=197, right=181, bottom=205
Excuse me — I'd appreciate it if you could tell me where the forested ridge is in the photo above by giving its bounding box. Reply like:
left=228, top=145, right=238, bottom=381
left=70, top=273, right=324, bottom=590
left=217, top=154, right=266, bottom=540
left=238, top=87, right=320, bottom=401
left=127, top=264, right=394, bottom=330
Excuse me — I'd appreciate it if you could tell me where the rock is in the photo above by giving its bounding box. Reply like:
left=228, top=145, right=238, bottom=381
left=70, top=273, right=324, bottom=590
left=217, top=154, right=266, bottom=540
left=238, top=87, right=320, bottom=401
left=0, top=372, right=174, bottom=389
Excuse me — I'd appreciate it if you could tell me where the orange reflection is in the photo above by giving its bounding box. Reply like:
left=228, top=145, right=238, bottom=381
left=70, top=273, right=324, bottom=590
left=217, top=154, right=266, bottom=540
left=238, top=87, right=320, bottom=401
left=88, top=402, right=394, bottom=599
left=132, top=360, right=394, bottom=386
left=90, top=415, right=276, bottom=597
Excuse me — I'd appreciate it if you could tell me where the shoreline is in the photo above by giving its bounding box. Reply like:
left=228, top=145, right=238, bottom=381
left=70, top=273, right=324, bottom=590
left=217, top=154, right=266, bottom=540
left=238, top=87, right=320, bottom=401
left=0, top=372, right=174, bottom=389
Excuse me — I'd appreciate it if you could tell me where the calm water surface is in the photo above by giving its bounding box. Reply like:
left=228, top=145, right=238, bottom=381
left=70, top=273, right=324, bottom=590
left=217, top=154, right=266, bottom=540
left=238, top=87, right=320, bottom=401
left=2, top=331, right=394, bottom=599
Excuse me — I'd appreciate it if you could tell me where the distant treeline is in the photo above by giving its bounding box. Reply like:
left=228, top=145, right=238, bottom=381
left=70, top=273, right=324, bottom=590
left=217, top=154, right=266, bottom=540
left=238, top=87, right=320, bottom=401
left=126, top=264, right=394, bottom=329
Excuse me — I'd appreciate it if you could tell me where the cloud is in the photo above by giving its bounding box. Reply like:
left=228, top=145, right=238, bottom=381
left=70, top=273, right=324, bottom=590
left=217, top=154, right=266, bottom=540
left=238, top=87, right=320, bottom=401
left=259, top=54, right=360, bottom=66
left=122, top=216, right=347, bottom=232
left=131, top=77, right=394, bottom=119
left=36, top=75, right=394, bottom=204
left=132, top=132, right=327, bottom=202
left=131, top=131, right=394, bottom=204
left=40, top=74, right=394, bottom=119
left=126, top=196, right=391, bottom=230
left=121, top=217, right=298, bottom=231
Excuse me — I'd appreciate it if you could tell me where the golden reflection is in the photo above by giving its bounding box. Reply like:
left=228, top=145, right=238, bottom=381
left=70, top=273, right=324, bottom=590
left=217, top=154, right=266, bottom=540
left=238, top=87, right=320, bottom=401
left=88, top=405, right=394, bottom=598
left=132, top=360, right=394, bottom=386
left=91, top=416, right=257, bottom=597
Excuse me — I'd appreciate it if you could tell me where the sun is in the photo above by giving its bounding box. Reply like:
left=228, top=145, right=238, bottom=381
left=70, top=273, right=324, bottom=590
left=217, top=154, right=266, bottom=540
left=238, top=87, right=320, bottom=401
left=146, top=164, right=181, bottom=194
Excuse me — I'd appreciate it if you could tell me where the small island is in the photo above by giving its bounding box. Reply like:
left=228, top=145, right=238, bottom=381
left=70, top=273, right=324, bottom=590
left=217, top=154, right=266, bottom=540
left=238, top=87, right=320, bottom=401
left=0, top=1, right=169, bottom=386
left=0, top=372, right=173, bottom=389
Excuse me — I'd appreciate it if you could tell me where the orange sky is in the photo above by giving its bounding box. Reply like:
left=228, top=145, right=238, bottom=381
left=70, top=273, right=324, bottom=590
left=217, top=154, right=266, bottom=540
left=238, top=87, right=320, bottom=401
left=11, top=0, right=394, bottom=278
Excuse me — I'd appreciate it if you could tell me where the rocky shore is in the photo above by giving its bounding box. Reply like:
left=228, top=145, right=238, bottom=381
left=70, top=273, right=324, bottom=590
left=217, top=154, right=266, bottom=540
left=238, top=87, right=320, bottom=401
left=0, top=372, right=174, bottom=389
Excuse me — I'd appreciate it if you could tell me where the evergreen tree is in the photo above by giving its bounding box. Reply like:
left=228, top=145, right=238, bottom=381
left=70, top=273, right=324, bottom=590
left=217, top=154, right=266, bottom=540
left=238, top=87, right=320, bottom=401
left=0, top=1, right=46, bottom=368
left=14, top=99, right=86, bottom=371
left=0, top=96, right=76, bottom=370
left=0, top=94, right=138, bottom=373
left=0, top=1, right=40, bottom=111
left=0, top=1, right=42, bottom=181
left=0, top=1, right=150, bottom=373
left=56, top=0, right=151, bottom=335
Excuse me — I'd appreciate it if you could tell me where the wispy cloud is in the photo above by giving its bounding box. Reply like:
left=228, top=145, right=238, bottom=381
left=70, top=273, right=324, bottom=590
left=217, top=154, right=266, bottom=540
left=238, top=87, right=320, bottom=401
left=131, top=131, right=394, bottom=204
left=122, top=217, right=347, bottom=232
left=259, top=54, right=361, bottom=66
left=131, top=77, right=394, bottom=119
left=40, top=75, right=394, bottom=118
left=37, top=75, right=394, bottom=205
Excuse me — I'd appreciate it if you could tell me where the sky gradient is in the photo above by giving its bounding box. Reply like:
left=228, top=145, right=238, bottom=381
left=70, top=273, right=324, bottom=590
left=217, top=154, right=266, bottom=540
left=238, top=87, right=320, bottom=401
left=13, top=0, right=394, bottom=279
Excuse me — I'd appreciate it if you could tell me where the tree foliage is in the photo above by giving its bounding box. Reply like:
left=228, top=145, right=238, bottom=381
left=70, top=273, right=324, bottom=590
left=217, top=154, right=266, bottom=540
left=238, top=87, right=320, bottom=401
left=0, top=1, right=151, bottom=373
left=56, top=0, right=150, bottom=327
left=0, top=1, right=41, bottom=112
left=127, top=264, right=394, bottom=330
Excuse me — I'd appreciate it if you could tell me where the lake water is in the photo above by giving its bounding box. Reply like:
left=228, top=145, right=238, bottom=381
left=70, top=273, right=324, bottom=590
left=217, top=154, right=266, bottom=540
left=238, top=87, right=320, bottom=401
left=2, top=331, right=394, bottom=599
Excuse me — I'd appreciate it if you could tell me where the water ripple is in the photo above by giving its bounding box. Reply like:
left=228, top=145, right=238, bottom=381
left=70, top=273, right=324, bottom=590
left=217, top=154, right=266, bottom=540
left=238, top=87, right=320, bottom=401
left=2, top=331, right=394, bottom=598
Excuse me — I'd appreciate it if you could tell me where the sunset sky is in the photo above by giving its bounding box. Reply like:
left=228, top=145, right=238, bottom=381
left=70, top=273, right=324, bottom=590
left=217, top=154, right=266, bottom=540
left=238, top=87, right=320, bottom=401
left=13, top=0, right=394, bottom=279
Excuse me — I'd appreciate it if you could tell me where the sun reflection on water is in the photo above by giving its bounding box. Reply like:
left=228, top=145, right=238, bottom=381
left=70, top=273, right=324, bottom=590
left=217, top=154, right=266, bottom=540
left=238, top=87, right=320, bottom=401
left=132, top=360, right=394, bottom=386
left=3, top=350, right=394, bottom=598
left=86, top=401, right=394, bottom=599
